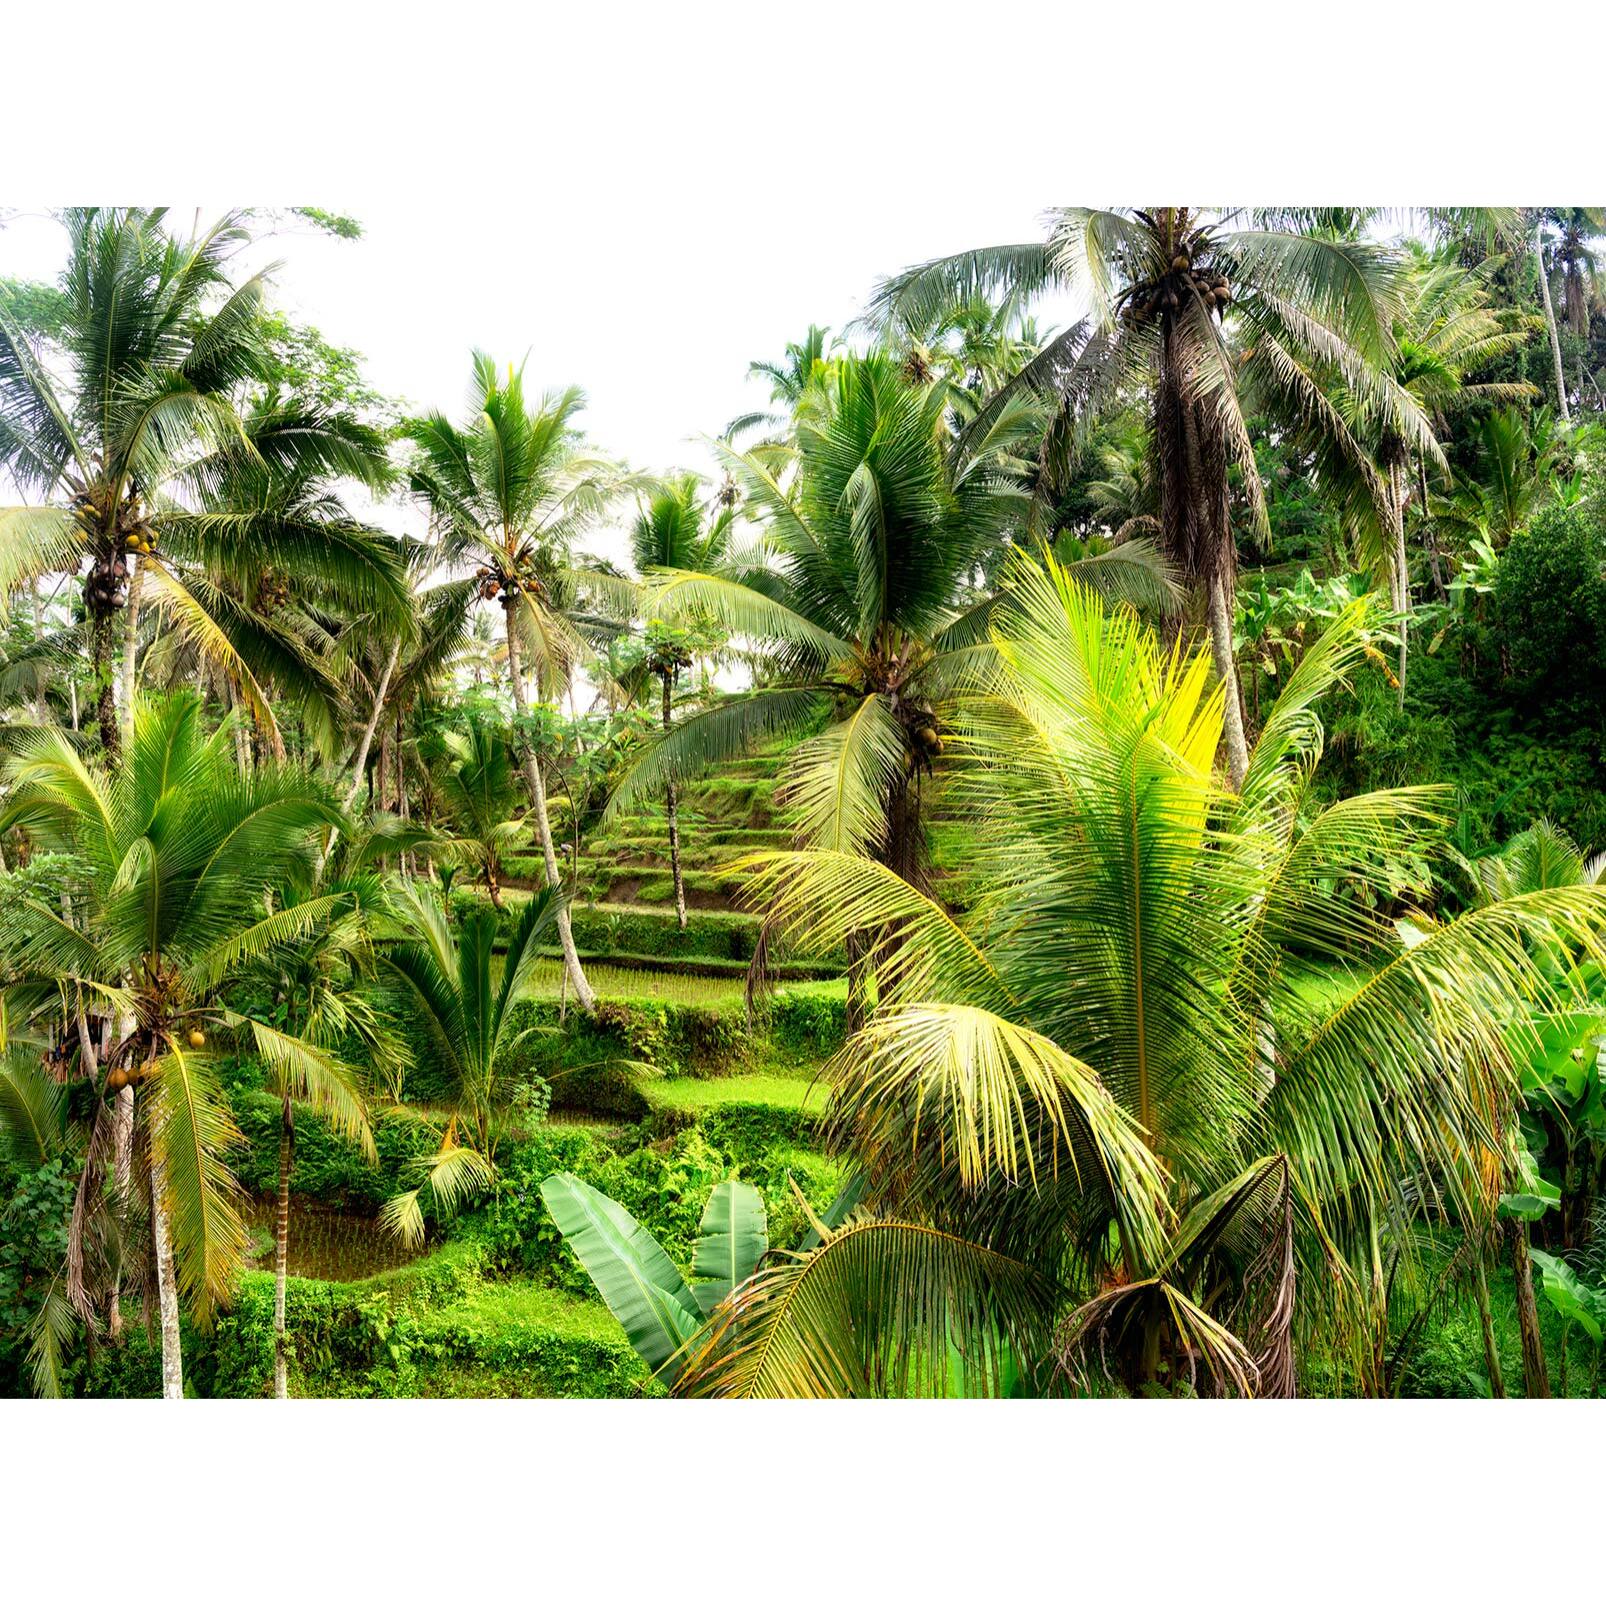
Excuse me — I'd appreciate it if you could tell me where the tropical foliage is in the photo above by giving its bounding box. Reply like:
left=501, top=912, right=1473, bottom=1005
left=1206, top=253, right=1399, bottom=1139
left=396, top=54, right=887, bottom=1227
left=4, top=201, right=1606, bottom=1401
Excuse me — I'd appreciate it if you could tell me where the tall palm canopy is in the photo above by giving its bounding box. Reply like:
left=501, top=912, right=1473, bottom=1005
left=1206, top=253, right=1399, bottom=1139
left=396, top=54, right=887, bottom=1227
left=868, top=207, right=1443, bottom=784
left=628, top=471, right=736, bottom=578
left=0, top=695, right=369, bottom=1375
left=0, top=208, right=408, bottom=758
left=609, top=350, right=1176, bottom=883
left=405, top=355, right=634, bottom=1011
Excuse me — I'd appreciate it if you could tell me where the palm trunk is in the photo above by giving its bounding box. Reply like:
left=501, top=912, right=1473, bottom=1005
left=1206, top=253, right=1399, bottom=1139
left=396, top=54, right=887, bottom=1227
left=1472, top=1243, right=1505, bottom=1398
left=504, top=622, right=596, bottom=1013
left=274, top=1099, right=294, bottom=1400
left=1206, top=573, right=1249, bottom=789
left=109, top=1081, right=133, bottom=1343
left=32, top=580, right=49, bottom=724
left=151, top=1157, right=184, bottom=1400
left=662, top=670, right=688, bottom=930
left=1537, top=226, right=1572, bottom=424
left=1507, top=1217, right=1550, bottom=1398
left=1418, top=455, right=1448, bottom=602
left=229, top=686, right=252, bottom=773
left=118, top=555, right=143, bottom=743
left=342, top=636, right=401, bottom=813
left=93, top=614, right=120, bottom=764
left=314, top=637, right=405, bottom=877
left=1388, top=458, right=1410, bottom=708
left=377, top=722, right=392, bottom=813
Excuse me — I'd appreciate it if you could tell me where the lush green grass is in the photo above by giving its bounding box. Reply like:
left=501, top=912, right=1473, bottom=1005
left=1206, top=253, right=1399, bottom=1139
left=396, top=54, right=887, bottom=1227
left=645, top=1071, right=825, bottom=1114
left=523, top=957, right=751, bottom=1003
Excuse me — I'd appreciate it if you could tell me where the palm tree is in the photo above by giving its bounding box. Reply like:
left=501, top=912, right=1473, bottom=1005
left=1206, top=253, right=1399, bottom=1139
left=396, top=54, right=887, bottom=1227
left=1532, top=207, right=1605, bottom=420
left=628, top=473, right=738, bottom=927
left=1434, top=407, right=1570, bottom=551
left=1545, top=208, right=1605, bottom=341
left=1322, top=246, right=1537, bottom=699
left=868, top=207, right=1434, bottom=787
left=374, top=880, right=559, bottom=1244
left=434, top=715, right=524, bottom=908
left=242, top=838, right=389, bottom=1399
left=610, top=352, right=1174, bottom=902
left=0, top=694, right=366, bottom=1396
left=0, top=208, right=406, bottom=762
left=726, top=324, right=840, bottom=444
left=672, top=561, right=1606, bottom=1397
left=404, top=356, right=634, bottom=1014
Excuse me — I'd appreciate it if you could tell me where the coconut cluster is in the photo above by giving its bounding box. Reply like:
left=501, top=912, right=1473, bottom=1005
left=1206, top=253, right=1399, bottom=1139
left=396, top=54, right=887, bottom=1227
left=1120, top=252, right=1232, bottom=325
left=255, top=570, right=291, bottom=612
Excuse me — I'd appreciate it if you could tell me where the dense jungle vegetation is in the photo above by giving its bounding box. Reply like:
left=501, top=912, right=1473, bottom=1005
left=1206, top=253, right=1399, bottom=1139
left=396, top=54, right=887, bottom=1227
left=3, top=204, right=1606, bottom=1399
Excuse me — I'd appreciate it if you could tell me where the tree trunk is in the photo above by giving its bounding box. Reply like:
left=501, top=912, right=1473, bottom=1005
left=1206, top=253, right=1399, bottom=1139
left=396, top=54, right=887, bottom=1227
left=503, top=620, right=595, bottom=1013
left=93, top=615, right=120, bottom=764
left=1387, top=457, right=1410, bottom=708
left=377, top=722, right=393, bottom=814
left=229, top=686, right=252, bottom=774
left=274, top=1100, right=294, bottom=1400
left=1537, top=225, right=1572, bottom=424
left=118, top=554, right=143, bottom=743
left=342, top=636, right=401, bottom=812
left=31, top=580, right=49, bottom=725
left=1507, top=1217, right=1550, bottom=1398
left=1418, top=456, right=1448, bottom=602
left=663, top=670, right=688, bottom=930
left=1472, top=1244, right=1505, bottom=1398
left=151, top=1157, right=184, bottom=1400
left=1206, top=573, right=1249, bottom=789
left=109, top=1081, right=133, bottom=1343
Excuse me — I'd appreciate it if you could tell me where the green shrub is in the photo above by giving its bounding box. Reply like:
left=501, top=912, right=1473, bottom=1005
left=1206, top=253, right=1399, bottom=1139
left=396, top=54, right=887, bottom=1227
left=65, top=1240, right=649, bottom=1399
left=0, top=1158, right=75, bottom=1396
left=231, top=1089, right=437, bottom=1211
left=1494, top=499, right=1606, bottom=704
left=767, top=985, right=847, bottom=1057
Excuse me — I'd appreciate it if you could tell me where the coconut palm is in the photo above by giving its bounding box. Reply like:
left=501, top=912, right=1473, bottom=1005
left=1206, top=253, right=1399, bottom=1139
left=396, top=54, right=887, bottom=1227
left=609, top=353, right=1176, bottom=930
left=627, top=473, right=739, bottom=926
left=868, top=207, right=1438, bottom=786
left=672, top=560, right=1606, bottom=1397
left=0, top=208, right=407, bottom=762
left=0, top=693, right=367, bottom=1397
left=1434, top=407, right=1570, bottom=551
left=1543, top=208, right=1605, bottom=341
left=241, top=837, right=393, bottom=1399
left=1315, top=246, right=1538, bottom=700
left=726, top=324, right=841, bottom=445
left=374, top=880, right=559, bottom=1244
left=404, top=356, right=635, bottom=1014
left=434, top=715, right=524, bottom=908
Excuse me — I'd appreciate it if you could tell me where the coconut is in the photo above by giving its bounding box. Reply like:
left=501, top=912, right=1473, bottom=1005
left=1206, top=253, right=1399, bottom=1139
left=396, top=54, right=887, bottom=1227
left=188, top=1028, right=206, bottom=1049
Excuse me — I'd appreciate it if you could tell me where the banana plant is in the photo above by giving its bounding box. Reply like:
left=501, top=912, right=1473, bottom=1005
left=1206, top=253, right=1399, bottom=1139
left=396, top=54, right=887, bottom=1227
left=538, top=1173, right=767, bottom=1384
left=1529, top=1248, right=1606, bottom=1396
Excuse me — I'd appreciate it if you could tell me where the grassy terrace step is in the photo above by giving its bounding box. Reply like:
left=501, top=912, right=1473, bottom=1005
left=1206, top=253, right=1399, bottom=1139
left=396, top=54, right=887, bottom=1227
left=525, top=958, right=750, bottom=1004
left=644, top=1071, right=825, bottom=1116
left=575, top=825, right=792, bottom=857
left=575, top=867, right=747, bottom=909
left=535, top=950, right=840, bottom=984
left=408, top=1277, right=650, bottom=1399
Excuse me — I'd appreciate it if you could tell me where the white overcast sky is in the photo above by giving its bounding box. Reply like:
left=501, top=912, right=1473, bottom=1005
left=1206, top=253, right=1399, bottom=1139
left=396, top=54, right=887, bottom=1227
left=2, top=1, right=1592, bottom=570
